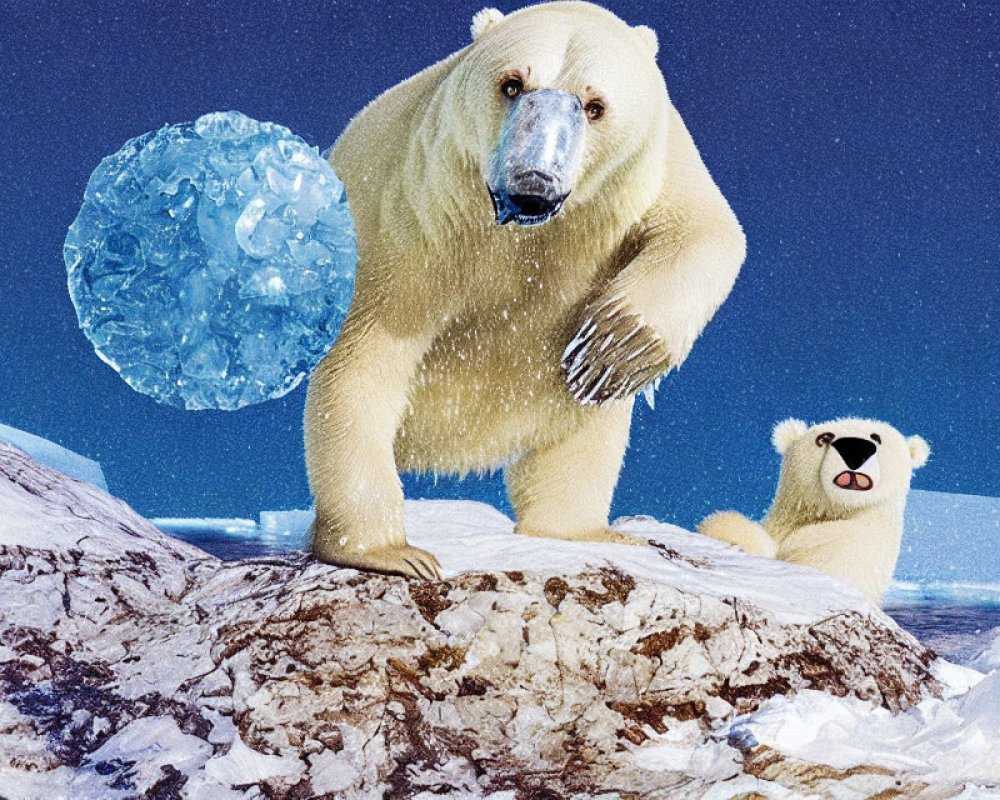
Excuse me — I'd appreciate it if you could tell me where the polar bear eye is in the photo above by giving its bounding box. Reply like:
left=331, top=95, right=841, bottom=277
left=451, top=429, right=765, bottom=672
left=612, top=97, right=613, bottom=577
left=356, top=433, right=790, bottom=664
left=816, top=432, right=835, bottom=447
left=501, top=78, right=523, bottom=99
left=584, top=100, right=605, bottom=122
left=871, top=433, right=881, bottom=444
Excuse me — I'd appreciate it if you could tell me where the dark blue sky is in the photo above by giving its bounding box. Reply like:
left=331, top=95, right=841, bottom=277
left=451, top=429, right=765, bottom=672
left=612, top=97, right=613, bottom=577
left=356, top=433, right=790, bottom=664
left=0, top=1, right=996, bottom=527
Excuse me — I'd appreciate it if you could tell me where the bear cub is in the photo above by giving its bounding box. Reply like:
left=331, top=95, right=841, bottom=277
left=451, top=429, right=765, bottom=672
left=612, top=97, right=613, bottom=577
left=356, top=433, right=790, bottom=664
left=698, top=418, right=930, bottom=605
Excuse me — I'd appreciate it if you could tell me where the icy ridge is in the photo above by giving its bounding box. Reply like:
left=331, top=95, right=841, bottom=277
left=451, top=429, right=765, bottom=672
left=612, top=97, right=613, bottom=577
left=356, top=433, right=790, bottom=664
left=0, top=422, right=107, bottom=491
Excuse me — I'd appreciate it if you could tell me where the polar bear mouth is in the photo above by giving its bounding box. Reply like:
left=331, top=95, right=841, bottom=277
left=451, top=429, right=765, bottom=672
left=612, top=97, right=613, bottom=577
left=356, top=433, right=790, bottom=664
left=834, top=470, right=873, bottom=491
left=489, top=185, right=567, bottom=227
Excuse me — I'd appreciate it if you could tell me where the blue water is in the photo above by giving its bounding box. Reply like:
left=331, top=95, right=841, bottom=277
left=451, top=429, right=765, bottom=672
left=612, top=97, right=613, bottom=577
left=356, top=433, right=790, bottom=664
left=885, top=603, right=1000, bottom=641
left=168, top=528, right=292, bottom=563
left=1, top=1, right=996, bottom=536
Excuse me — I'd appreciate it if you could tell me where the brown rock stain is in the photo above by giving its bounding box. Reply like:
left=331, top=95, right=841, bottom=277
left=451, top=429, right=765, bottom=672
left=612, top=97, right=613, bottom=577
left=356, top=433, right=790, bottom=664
left=408, top=581, right=452, bottom=624
left=578, top=568, right=636, bottom=611
left=417, top=644, right=467, bottom=673
left=633, top=621, right=715, bottom=657
left=609, top=698, right=706, bottom=734
left=544, top=577, right=571, bottom=608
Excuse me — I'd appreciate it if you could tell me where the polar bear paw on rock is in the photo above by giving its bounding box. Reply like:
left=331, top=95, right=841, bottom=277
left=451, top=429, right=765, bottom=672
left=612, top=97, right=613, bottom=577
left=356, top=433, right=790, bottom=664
left=698, top=418, right=930, bottom=605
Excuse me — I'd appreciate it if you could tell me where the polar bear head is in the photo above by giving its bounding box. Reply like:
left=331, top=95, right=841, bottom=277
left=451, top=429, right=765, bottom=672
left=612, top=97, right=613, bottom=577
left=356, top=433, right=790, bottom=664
left=771, top=418, right=930, bottom=513
left=459, top=2, right=669, bottom=226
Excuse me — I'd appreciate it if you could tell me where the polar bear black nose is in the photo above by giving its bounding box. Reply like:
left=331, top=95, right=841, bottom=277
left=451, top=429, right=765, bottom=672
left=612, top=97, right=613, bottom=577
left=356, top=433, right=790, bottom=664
left=831, top=437, right=877, bottom=470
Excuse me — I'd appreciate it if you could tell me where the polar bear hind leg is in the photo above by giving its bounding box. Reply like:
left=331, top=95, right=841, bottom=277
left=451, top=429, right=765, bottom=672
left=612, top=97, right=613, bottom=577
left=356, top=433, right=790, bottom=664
left=697, top=511, right=778, bottom=558
left=506, top=400, right=642, bottom=546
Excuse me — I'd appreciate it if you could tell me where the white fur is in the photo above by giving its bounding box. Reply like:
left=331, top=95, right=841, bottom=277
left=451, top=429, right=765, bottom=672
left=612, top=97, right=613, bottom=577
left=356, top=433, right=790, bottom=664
left=698, top=418, right=930, bottom=605
left=632, top=25, right=659, bottom=56
left=772, top=418, right=807, bottom=455
left=471, top=8, right=505, bottom=41
left=305, top=1, right=745, bottom=577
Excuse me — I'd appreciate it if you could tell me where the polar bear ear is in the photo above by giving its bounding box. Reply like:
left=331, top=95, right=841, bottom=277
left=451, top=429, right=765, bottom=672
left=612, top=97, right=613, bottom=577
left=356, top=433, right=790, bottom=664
left=633, top=25, right=659, bottom=57
left=908, top=436, right=930, bottom=469
left=471, top=8, right=505, bottom=41
left=772, top=419, right=808, bottom=455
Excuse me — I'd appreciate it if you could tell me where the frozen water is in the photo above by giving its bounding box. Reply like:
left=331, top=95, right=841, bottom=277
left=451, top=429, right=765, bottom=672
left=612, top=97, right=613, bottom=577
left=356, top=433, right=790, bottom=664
left=258, top=509, right=315, bottom=535
left=0, top=423, right=107, bottom=491
left=152, top=517, right=256, bottom=535
left=895, top=489, right=1000, bottom=584
left=64, top=111, right=356, bottom=410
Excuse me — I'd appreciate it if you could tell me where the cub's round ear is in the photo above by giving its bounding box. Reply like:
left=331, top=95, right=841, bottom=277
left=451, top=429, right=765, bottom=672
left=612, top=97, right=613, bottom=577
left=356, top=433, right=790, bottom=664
left=633, top=24, right=659, bottom=56
left=772, top=419, right=808, bottom=455
left=471, top=8, right=505, bottom=41
left=908, top=436, right=930, bottom=469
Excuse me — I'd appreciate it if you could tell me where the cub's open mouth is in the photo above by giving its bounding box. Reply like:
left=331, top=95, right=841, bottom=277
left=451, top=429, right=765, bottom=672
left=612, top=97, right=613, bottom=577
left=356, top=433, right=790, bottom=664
left=834, top=470, right=873, bottom=491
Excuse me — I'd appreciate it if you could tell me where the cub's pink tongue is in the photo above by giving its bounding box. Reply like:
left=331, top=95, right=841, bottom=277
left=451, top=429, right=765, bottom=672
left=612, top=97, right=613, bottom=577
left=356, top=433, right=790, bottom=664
left=834, top=471, right=873, bottom=490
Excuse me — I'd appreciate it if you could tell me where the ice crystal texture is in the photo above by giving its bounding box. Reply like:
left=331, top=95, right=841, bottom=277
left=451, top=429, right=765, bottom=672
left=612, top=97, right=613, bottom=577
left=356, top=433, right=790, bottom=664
left=64, top=111, right=356, bottom=410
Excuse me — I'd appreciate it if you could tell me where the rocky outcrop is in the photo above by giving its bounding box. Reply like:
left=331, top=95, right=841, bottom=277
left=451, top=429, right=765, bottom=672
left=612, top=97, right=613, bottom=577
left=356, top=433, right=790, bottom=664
left=0, top=441, right=957, bottom=799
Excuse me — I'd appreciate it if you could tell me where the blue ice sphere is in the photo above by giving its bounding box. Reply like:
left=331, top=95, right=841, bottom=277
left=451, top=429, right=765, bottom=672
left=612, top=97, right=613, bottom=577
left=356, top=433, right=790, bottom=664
left=64, top=111, right=356, bottom=410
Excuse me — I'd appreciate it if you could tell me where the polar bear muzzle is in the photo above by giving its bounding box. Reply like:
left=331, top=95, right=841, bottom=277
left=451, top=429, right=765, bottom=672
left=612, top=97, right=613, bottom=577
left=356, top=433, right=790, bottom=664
left=488, top=90, right=586, bottom=226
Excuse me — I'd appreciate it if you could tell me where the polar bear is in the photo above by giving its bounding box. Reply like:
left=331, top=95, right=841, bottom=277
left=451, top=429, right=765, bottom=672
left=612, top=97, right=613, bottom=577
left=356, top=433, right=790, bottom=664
left=698, top=418, right=930, bottom=604
left=304, top=2, right=746, bottom=578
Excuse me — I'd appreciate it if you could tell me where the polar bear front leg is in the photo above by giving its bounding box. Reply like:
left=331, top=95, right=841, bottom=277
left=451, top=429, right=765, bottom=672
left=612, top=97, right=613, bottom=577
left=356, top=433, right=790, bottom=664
left=562, top=107, right=746, bottom=404
left=697, top=512, right=778, bottom=558
left=506, top=399, right=641, bottom=546
left=304, top=315, right=441, bottom=580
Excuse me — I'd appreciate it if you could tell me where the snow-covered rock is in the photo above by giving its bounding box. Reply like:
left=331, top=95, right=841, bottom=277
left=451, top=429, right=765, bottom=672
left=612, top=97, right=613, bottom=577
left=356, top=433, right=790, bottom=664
left=970, top=628, right=1000, bottom=673
left=1, top=441, right=996, bottom=798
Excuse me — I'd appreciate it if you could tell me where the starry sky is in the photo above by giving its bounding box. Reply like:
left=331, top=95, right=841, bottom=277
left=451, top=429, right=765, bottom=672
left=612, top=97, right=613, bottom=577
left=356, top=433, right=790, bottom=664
left=0, top=0, right=996, bottom=527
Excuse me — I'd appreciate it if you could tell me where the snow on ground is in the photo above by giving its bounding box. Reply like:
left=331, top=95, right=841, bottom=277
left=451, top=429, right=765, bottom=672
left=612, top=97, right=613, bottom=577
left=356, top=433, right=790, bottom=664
left=411, top=501, right=875, bottom=623
left=729, top=669, right=1000, bottom=788
left=159, top=501, right=872, bottom=624
left=970, top=628, right=1000, bottom=672
left=208, top=487, right=999, bottom=600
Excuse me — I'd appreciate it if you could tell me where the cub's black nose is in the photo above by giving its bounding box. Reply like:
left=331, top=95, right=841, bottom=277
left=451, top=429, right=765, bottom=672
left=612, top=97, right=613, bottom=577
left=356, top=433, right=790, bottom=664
left=831, top=437, right=877, bottom=470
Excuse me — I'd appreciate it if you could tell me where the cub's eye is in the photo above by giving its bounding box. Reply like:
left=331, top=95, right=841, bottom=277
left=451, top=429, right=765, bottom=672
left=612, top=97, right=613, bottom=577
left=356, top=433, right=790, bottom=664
left=501, top=78, right=523, bottom=99
left=816, top=432, right=835, bottom=447
left=584, top=100, right=605, bottom=121
left=871, top=433, right=882, bottom=444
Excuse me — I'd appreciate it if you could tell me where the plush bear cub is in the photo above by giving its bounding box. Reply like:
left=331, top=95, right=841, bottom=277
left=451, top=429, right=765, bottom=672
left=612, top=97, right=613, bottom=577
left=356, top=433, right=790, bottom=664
left=698, top=418, right=930, bottom=604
